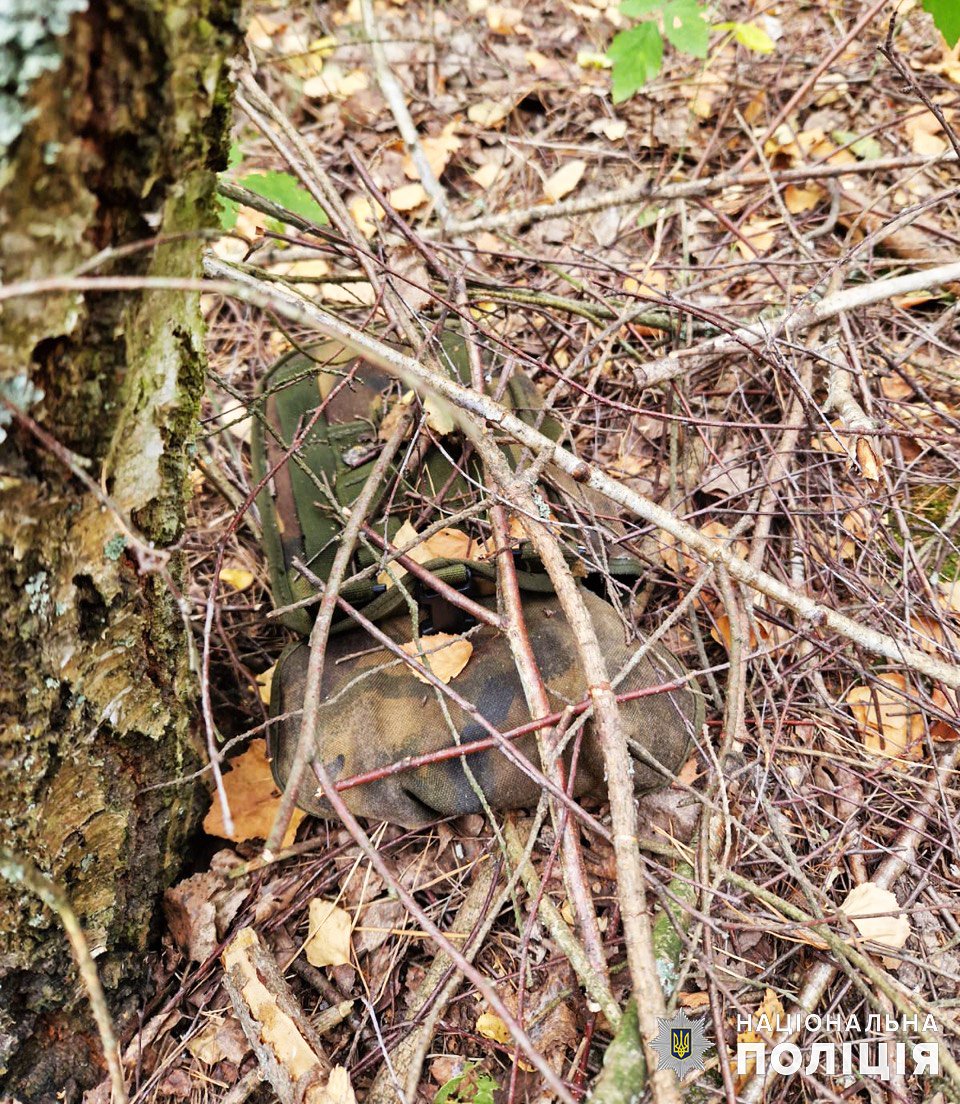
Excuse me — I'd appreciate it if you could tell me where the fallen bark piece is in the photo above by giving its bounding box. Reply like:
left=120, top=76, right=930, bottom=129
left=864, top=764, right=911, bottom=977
left=222, top=927, right=356, bottom=1104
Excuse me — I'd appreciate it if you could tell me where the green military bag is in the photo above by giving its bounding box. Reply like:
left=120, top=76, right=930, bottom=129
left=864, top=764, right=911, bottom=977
left=252, top=331, right=702, bottom=828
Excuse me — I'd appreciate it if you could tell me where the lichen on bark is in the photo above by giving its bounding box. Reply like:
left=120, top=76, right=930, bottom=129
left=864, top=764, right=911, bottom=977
left=0, top=0, right=238, bottom=1097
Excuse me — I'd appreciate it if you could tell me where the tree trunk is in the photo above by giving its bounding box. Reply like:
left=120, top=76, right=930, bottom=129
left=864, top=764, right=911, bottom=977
left=0, top=2, right=238, bottom=1099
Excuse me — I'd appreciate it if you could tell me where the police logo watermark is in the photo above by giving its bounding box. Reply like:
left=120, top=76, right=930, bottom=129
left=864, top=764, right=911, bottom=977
left=651, top=1011, right=710, bottom=1077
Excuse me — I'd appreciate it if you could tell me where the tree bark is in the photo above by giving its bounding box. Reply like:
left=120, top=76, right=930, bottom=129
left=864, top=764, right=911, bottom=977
left=0, top=2, right=238, bottom=1099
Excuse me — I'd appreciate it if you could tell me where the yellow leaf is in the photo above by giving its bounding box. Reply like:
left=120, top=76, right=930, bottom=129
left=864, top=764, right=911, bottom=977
left=202, top=740, right=304, bottom=846
left=246, top=13, right=284, bottom=49
left=905, top=111, right=949, bottom=156
left=477, top=1011, right=512, bottom=1045
left=735, top=989, right=786, bottom=1089
left=349, top=195, right=383, bottom=238
left=784, top=184, right=824, bottom=213
left=220, top=565, right=255, bottom=592
left=403, top=122, right=461, bottom=181
left=576, top=49, right=612, bottom=69
left=598, top=118, right=627, bottom=141
left=486, top=4, right=523, bottom=34
left=471, top=162, right=502, bottom=190
left=429, top=527, right=476, bottom=560
left=467, top=99, right=513, bottom=127
left=389, top=183, right=428, bottom=212
left=846, top=674, right=924, bottom=762
left=256, top=664, right=275, bottom=706
left=273, top=258, right=331, bottom=280
left=424, top=394, right=456, bottom=435
left=544, top=159, right=586, bottom=202
left=736, top=217, right=778, bottom=260
left=399, top=633, right=473, bottom=684
left=840, top=882, right=910, bottom=966
left=305, top=899, right=353, bottom=967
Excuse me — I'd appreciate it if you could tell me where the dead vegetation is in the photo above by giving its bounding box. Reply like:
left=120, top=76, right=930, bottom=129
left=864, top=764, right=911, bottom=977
left=93, top=1, right=960, bottom=1101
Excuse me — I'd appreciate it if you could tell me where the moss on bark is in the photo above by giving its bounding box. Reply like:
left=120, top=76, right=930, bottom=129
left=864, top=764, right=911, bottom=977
left=0, top=1, right=238, bottom=1098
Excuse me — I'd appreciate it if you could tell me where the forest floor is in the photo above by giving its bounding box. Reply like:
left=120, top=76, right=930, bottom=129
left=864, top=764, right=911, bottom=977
left=103, top=1, right=960, bottom=1101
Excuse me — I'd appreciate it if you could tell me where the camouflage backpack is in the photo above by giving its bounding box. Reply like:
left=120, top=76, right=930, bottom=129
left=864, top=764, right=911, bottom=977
left=252, top=331, right=702, bottom=828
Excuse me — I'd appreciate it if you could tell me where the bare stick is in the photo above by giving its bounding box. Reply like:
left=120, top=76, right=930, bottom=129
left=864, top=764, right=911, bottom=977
left=439, top=151, right=957, bottom=238
left=0, top=852, right=127, bottom=1104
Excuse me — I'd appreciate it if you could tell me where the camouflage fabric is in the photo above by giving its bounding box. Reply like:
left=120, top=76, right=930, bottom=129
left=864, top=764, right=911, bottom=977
left=269, top=588, right=702, bottom=828
left=253, top=332, right=703, bottom=826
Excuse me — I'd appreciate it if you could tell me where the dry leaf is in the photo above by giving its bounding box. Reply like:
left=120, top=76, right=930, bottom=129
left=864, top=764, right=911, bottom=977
left=477, top=1012, right=512, bottom=1044
left=164, top=872, right=220, bottom=962
left=855, top=437, right=883, bottom=481
left=424, top=394, right=456, bottom=435
left=399, top=633, right=473, bottom=684
left=378, top=391, right=414, bottom=441
left=305, top=899, right=353, bottom=967
left=904, top=111, right=949, bottom=156
left=784, top=184, right=824, bottom=213
left=846, top=674, right=924, bottom=762
left=544, top=160, right=586, bottom=202
left=348, top=195, right=383, bottom=238
left=930, top=687, right=960, bottom=741
left=187, top=1015, right=249, bottom=1066
left=598, top=118, right=627, bottom=141
left=471, top=162, right=502, bottom=189
left=320, top=281, right=375, bottom=306
left=525, top=49, right=566, bottom=80
left=202, top=740, right=305, bottom=846
left=389, top=183, right=428, bottom=212
left=467, top=99, right=513, bottom=127
left=425, top=527, right=475, bottom=559
left=256, top=664, right=275, bottom=706
left=736, top=989, right=786, bottom=1089
left=404, top=122, right=461, bottom=181
left=840, top=882, right=910, bottom=966
left=736, top=217, right=778, bottom=260
left=220, top=565, right=255, bottom=592
left=677, top=991, right=711, bottom=1009
left=246, top=13, right=284, bottom=49
left=486, top=4, right=523, bottom=34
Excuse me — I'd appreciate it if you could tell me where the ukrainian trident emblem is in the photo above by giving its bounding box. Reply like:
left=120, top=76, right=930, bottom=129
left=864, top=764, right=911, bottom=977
left=671, top=1027, right=692, bottom=1061
left=651, top=1011, right=710, bottom=1077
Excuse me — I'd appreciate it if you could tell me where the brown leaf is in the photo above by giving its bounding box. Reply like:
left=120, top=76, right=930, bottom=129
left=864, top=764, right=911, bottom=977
left=544, top=160, right=586, bottom=202
left=305, top=899, right=352, bottom=968
left=202, top=740, right=305, bottom=845
left=164, top=872, right=220, bottom=962
left=840, top=882, right=910, bottom=967
left=399, top=633, right=473, bottom=684
left=846, top=675, right=924, bottom=762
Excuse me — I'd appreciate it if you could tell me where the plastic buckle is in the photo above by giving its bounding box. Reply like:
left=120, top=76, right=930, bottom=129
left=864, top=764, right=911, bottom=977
left=416, top=569, right=476, bottom=634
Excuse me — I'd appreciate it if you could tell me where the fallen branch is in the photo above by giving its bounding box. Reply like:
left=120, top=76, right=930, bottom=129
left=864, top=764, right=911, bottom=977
left=221, top=927, right=354, bottom=1104
left=439, top=152, right=957, bottom=238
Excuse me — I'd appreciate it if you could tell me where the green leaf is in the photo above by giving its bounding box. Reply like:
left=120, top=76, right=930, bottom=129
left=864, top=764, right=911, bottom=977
left=923, top=0, right=960, bottom=48
left=227, top=140, right=243, bottom=170
left=619, top=0, right=664, bottom=16
left=218, top=193, right=239, bottom=230
left=434, top=1065, right=499, bottom=1104
left=607, top=23, right=664, bottom=102
left=714, top=20, right=775, bottom=53
left=832, top=129, right=882, bottom=161
left=661, top=0, right=709, bottom=57
left=236, top=171, right=329, bottom=226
